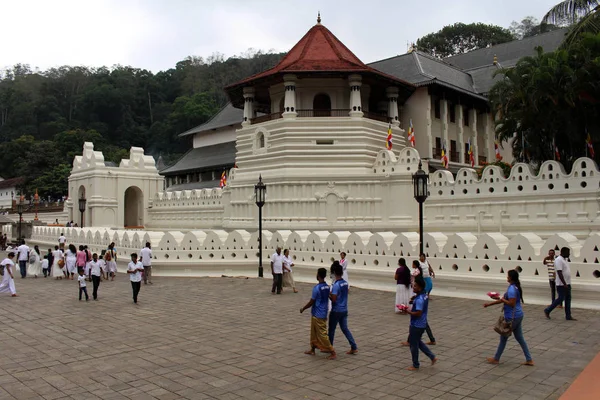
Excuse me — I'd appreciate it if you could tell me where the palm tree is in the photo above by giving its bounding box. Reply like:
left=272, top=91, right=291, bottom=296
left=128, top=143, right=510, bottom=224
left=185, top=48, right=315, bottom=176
left=542, top=1, right=600, bottom=44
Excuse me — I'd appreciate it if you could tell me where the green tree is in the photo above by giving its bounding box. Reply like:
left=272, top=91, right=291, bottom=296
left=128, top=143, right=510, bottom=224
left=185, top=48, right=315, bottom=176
left=416, top=23, right=515, bottom=58
left=28, top=164, right=71, bottom=198
left=509, top=16, right=563, bottom=39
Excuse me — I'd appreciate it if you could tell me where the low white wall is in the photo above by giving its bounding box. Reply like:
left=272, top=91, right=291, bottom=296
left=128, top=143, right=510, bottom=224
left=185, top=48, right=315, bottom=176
left=15, top=225, right=600, bottom=310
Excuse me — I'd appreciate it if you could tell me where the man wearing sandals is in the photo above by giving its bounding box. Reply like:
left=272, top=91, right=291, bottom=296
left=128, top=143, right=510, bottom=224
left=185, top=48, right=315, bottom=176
left=328, top=261, right=358, bottom=355
left=300, top=268, right=337, bottom=360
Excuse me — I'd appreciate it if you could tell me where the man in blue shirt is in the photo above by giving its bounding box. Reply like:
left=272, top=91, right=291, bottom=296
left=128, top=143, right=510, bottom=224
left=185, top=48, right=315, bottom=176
left=300, top=268, right=336, bottom=360
left=328, top=261, right=358, bottom=354
left=403, top=275, right=437, bottom=370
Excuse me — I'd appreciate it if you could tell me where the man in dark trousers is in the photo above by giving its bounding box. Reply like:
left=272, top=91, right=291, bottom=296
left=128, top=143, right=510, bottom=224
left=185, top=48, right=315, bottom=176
left=544, top=247, right=576, bottom=321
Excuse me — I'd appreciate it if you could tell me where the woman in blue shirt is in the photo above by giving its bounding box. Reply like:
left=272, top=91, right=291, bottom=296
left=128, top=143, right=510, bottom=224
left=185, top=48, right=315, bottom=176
left=484, top=269, right=534, bottom=366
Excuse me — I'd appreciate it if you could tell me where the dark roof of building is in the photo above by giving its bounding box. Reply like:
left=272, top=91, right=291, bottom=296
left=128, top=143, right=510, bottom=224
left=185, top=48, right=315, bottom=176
left=166, top=180, right=221, bottom=191
left=0, top=177, right=24, bottom=190
left=179, top=103, right=244, bottom=138
left=368, top=51, right=487, bottom=100
left=443, top=28, right=568, bottom=70
left=467, top=64, right=503, bottom=95
left=160, top=141, right=236, bottom=176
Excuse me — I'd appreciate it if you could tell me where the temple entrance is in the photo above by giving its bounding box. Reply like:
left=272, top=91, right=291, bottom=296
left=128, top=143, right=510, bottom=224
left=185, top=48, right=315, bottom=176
left=124, top=186, right=144, bottom=228
left=313, top=93, right=331, bottom=117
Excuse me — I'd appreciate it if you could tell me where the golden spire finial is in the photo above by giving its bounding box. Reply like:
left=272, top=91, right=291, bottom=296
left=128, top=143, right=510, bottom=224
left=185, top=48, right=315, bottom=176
left=317, top=11, right=321, bottom=24
left=493, top=54, right=498, bottom=65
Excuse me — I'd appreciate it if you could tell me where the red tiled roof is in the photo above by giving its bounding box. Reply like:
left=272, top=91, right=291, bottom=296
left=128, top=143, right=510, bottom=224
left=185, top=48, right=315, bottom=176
left=0, top=177, right=24, bottom=190
left=226, top=23, right=413, bottom=88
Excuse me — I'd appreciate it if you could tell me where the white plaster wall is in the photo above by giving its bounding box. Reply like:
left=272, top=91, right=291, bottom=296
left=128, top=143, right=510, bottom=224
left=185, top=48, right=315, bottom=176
left=0, top=187, right=16, bottom=209
left=192, top=127, right=237, bottom=148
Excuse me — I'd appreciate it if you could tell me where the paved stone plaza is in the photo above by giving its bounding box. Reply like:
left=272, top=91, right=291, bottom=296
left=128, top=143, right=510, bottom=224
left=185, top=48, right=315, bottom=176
left=1, top=274, right=599, bottom=400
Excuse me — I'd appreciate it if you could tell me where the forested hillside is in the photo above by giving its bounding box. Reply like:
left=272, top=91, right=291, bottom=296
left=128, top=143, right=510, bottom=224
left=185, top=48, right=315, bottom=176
left=0, top=50, right=284, bottom=198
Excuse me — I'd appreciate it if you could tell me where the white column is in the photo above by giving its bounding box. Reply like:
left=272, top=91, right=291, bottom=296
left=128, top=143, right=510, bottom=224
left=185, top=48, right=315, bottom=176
left=484, top=113, right=493, bottom=161
left=441, top=99, right=449, bottom=152
left=348, top=74, right=363, bottom=118
left=242, top=87, right=255, bottom=127
left=470, top=109, right=479, bottom=164
left=387, top=87, right=400, bottom=127
left=457, top=105, right=465, bottom=164
left=282, top=74, right=297, bottom=119
left=425, top=94, right=433, bottom=159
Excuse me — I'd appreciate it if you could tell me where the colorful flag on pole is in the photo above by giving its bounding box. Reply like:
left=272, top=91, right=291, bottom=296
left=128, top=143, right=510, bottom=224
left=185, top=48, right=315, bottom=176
left=219, top=171, right=227, bottom=188
left=587, top=133, right=595, bottom=158
left=494, top=141, right=502, bottom=161
left=468, top=138, right=475, bottom=167
left=407, top=119, right=415, bottom=147
left=386, top=123, right=393, bottom=150
left=441, top=141, right=449, bottom=168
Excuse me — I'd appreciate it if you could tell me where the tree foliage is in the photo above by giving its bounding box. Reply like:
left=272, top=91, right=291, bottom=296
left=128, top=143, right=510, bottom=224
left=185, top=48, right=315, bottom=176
left=489, top=33, right=600, bottom=169
left=416, top=23, right=515, bottom=58
left=543, top=0, right=600, bottom=44
left=509, top=16, right=564, bottom=39
left=0, top=49, right=285, bottom=198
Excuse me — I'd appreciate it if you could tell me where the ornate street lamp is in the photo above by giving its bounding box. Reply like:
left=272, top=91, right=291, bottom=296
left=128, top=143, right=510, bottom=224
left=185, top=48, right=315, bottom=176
left=78, top=194, right=87, bottom=228
left=412, top=161, right=429, bottom=255
left=254, top=175, right=267, bottom=278
left=16, top=195, right=24, bottom=240
left=33, top=189, right=40, bottom=221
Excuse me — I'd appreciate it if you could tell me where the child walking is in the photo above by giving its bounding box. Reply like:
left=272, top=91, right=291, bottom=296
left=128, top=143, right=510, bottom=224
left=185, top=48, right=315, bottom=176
left=41, top=255, right=49, bottom=278
left=78, top=270, right=89, bottom=301
left=127, top=253, right=144, bottom=304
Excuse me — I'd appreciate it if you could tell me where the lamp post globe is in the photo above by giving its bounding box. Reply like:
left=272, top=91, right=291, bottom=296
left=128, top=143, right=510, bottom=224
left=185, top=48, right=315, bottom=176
left=254, top=175, right=267, bottom=278
left=412, top=161, right=429, bottom=255
left=78, top=195, right=87, bottom=228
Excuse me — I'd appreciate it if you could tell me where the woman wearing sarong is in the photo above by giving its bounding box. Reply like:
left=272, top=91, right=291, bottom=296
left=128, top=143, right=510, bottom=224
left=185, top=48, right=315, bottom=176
left=65, top=244, right=77, bottom=280
left=51, top=246, right=64, bottom=280
left=282, top=249, right=298, bottom=293
left=394, top=258, right=411, bottom=313
left=27, top=245, right=42, bottom=278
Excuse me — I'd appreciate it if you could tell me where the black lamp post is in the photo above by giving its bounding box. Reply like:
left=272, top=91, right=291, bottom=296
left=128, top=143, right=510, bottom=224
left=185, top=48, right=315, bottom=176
left=412, top=161, right=429, bottom=255
left=254, top=175, right=267, bottom=278
left=16, top=195, right=24, bottom=241
left=78, top=195, right=87, bottom=228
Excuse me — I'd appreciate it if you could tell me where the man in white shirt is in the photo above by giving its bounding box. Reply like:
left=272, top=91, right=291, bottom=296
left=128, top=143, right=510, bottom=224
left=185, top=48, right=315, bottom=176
left=127, top=253, right=144, bottom=304
left=58, top=233, right=66, bottom=250
left=544, top=247, right=576, bottom=321
left=89, top=253, right=104, bottom=300
left=0, top=252, right=18, bottom=296
left=270, top=247, right=284, bottom=294
left=16, top=241, right=30, bottom=279
left=140, top=242, right=153, bottom=285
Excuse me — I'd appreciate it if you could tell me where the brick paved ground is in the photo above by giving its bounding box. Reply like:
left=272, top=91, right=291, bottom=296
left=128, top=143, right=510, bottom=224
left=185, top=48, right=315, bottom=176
left=1, top=273, right=599, bottom=400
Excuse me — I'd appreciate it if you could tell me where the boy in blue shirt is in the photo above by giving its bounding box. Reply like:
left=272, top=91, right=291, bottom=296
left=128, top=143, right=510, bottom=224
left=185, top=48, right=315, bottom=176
left=328, top=261, right=358, bottom=354
left=300, top=268, right=337, bottom=360
left=403, top=275, right=437, bottom=370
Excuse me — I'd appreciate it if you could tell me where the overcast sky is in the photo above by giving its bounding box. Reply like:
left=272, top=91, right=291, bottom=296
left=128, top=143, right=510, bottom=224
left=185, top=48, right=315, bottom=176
left=2, top=0, right=560, bottom=73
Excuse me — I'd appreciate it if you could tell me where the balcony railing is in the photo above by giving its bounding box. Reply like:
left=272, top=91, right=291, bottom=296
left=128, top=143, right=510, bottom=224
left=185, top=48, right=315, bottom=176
left=362, top=111, right=390, bottom=123
left=250, top=112, right=282, bottom=124
left=450, top=151, right=459, bottom=163
left=433, top=147, right=442, bottom=158
left=296, top=109, right=350, bottom=117
left=478, top=156, right=487, bottom=165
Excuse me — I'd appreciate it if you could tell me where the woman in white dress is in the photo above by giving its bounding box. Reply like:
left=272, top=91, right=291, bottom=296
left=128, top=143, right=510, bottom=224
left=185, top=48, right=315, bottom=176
left=51, top=246, right=64, bottom=280
left=105, top=243, right=118, bottom=280
left=27, top=245, right=42, bottom=278
left=282, top=249, right=298, bottom=293
left=65, top=244, right=77, bottom=280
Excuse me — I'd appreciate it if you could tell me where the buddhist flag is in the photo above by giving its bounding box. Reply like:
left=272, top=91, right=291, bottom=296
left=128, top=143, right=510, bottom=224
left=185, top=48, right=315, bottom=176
left=386, top=123, right=393, bottom=150
left=219, top=171, right=227, bottom=188
left=468, top=138, right=475, bottom=167
left=587, top=133, right=595, bottom=158
left=441, top=141, right=449, bottom=168
left=407, top=119, right=415, bottom=147
left=495, top=141, right=502, bottom=161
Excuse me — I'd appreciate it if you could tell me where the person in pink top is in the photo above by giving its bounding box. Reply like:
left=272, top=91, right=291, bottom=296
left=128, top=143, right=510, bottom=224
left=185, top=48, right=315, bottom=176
left=76, top=245, right=87, bottom=275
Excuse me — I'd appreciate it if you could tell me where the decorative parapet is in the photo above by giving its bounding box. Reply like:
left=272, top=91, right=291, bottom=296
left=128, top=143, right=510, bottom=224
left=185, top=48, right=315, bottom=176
left=372, top=147, right=422, bottom=175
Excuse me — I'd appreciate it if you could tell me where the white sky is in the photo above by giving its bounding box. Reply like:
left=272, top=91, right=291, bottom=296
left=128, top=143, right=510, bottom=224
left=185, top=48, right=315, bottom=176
left=0, top=0, right=560, bottom=72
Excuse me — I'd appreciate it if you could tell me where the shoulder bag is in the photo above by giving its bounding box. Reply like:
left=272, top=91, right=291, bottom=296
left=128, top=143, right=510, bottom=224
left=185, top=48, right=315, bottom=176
left=493, top=286, right=517, bottom=337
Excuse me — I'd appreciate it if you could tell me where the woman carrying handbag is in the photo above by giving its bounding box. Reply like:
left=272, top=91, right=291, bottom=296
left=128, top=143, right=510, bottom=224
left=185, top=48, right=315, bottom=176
left=483, top=269, right=534, bottom=366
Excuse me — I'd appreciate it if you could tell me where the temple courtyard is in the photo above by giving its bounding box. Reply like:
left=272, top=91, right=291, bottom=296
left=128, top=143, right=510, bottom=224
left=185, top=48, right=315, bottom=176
left=1, top=274, right=599, bottom=400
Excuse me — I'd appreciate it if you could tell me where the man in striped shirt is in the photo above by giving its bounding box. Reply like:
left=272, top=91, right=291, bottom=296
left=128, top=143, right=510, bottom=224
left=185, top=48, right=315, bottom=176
left=543, top=249, right=562, bottom=307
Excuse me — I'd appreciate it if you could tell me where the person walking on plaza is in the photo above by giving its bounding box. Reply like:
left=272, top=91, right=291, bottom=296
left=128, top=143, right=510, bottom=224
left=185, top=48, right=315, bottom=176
left=395, top=258, right=411, bottom=313
left=77, top=269, right=89, bottom=301
left=484, top=269, right=534, bottom=366
left=51, top=246, right=64, bottom=280
left=140, top=242, right=153, bottom=285
left=328, top=261, right=358, bottom=355
left=402, top=275, right=437, bottom=371
left=0, top=252, right=18, bottom=297
left=419, top=253, right=435, bottom=295
left=300, top=268, right=336, bottom=360
left=45, top=248, right=54, bottom=278
left=89, top=253, right=104, bottom=300
left=271, top=247, right=284, bottom=294
left=544, top=247, right=576, bottom=321
left=127, top=253, right=144, bottom=304
left=402, top=260, right=436, bottom=346
left=16, top=240, right=30, bottom=279
left=76, top=245, right=87, bottom=276
left=65, top=244, right=77, bottom=280
left=58, top=233, right=66, bottom=251
left=543, top=249, right=562, bottom=307
left=27, top=245, right=42, bottom=278
left=41, top=255, right=49, bottom=278
left=282, top=249, right=297, bottom=293
left=105, top=243, right=118, bottom=280
left=339, top=252, right=349, bottom=284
